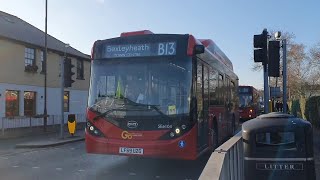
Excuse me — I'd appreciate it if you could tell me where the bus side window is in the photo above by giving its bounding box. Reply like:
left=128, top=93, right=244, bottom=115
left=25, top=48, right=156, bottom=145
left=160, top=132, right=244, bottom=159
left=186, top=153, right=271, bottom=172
left=218, top=74, right=224, bottom=105
left=196, top=62, right=203, bottom=119
left=209, top=69, right=218, bottom=106
left=230, top=81, right=236, bottom=109
left=203, top=65, right=209, bottom=113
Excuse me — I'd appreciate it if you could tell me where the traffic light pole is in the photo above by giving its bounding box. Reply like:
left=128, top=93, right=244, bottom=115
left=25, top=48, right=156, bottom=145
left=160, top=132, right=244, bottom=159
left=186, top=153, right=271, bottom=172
left=282, top=39, right=287, bottom=113
left=60, top=57, right=65, bottom=139
left=263, top=63, right=269, bottom=113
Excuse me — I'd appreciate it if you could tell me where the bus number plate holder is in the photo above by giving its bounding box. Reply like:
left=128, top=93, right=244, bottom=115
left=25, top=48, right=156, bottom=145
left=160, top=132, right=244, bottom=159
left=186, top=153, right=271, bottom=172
left=119, top=147, right=144, bottom=155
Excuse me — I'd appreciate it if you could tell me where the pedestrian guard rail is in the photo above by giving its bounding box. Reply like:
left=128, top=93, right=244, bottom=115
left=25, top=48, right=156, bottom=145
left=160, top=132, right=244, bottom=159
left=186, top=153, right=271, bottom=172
left=1, top=114, right=86, bottom=136
left=199, top=131, right=244, bottom=180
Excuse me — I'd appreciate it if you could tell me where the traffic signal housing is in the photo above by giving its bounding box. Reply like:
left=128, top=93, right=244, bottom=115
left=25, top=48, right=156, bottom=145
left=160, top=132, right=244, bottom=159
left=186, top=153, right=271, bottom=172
left=64, top=58, right=75, bottom=87
left=268, top=40, right=280, bottom=77
left=253, top=30, right=268, bottom=64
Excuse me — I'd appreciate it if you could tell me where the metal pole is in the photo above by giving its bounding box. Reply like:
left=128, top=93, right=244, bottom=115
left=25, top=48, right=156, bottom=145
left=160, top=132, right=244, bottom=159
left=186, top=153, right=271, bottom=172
left=43, top=0, right=48, bottom=132
left=1, top=117, right=4, bottom=136
left=264, top=63, right=269, bottom=113
left=282, top=39, right=287, bottom=113
left=60, top=56, right=65, bottom=139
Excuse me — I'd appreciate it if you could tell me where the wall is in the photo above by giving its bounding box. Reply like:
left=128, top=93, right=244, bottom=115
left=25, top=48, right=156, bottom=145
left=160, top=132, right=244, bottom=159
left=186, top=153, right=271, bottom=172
left=0, top=83, right=88, bottom=117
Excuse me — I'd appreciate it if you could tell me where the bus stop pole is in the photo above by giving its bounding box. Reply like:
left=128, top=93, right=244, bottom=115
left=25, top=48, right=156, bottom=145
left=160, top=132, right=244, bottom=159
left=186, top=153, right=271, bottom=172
left=60, top=57, right=64, bottom=139
left=282, top=39, right=287, bottom=113
left=264, top=63, right=269, bottom=113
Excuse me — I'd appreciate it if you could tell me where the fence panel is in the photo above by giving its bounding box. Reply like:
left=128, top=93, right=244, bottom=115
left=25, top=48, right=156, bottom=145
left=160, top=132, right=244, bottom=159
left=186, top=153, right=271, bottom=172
left=0, top=114, right=86, bottom=137
left=199, top=132, right=244, bottom=180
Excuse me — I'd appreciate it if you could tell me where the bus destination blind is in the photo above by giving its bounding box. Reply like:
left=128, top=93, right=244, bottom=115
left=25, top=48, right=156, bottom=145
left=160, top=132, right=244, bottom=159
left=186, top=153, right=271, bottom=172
left=104, top=42, right=176, bottom=58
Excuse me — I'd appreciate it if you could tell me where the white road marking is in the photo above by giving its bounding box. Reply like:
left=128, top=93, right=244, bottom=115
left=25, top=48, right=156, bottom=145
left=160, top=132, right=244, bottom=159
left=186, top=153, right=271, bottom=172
left=12, top=166, right=19, bottom=168
left=129, top=172, right=136, bottom=176
left=70, top=148, right=75, bottom=150
left=155, top=176, right=160, bottom=178
left=0, top=157, right=8, bottom=160
left=56, top=168, right=62, bottom=171
left=32, top=167, right=40, bottom=169
left=77, top=169, right=85, bottom=172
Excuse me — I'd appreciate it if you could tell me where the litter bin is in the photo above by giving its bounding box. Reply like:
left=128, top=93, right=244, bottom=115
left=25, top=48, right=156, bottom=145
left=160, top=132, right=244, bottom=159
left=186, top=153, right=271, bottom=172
left=242, top=112, right=315, bottom=180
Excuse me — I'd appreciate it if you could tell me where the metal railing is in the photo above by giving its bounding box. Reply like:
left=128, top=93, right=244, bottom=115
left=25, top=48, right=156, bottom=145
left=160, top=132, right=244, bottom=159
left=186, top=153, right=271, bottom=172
left=199, top=132, right=244, bottom=180
left=1, top=114, right=86, bottom=136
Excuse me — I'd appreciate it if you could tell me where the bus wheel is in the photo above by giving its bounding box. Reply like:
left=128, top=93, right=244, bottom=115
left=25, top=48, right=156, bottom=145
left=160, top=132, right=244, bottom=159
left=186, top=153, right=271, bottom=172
left=211, top=121, right=218, bottom=151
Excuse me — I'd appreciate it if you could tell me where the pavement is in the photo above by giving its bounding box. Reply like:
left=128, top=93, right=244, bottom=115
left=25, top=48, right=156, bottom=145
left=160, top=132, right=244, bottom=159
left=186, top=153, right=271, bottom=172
left=15, top=133, right=84, bottom=148
left=0, top=129, right=85, bottom=157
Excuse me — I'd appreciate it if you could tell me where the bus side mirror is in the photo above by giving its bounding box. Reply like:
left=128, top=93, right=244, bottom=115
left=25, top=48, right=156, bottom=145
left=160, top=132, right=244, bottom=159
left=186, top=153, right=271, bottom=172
left=194, top=45, right=205, bottom=54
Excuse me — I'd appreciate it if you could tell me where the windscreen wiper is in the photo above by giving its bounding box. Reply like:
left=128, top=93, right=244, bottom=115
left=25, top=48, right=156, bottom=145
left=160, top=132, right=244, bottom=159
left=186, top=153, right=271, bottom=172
left=92, top=108, right=124, bottom=121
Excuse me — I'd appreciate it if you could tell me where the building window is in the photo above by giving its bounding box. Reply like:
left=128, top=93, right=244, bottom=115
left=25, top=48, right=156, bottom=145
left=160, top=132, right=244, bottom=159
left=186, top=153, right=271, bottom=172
left=64, top=91, right=70, bottom=112
left=77, top=59, right=84, bottom=79
left=5, top=90, right=19, bottom=117
left=24, top=91, right=36, bottom=116
left=25, top=48, right=35, bottom=66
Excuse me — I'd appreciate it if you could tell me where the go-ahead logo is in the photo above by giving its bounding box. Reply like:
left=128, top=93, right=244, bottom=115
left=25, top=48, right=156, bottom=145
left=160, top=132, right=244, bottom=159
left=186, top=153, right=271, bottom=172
left=121, top=131, right=132, bottom=139
left=121, top=131, right=143, bottom=139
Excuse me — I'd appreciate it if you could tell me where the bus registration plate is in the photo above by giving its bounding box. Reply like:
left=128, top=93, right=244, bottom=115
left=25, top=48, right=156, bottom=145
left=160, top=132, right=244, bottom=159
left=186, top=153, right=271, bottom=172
left=119, top=147, right=144, bottom=155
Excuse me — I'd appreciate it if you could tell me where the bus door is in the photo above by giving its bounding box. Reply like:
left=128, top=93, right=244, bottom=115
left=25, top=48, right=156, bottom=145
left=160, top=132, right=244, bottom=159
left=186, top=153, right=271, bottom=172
left=196, top=62, right=208, bottom=150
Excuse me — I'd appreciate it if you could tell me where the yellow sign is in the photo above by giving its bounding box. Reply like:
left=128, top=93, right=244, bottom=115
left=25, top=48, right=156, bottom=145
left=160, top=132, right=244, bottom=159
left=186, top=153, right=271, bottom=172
left=121, top=131, right=133, bottom=139
left=168, top=105, right=176, bottom=115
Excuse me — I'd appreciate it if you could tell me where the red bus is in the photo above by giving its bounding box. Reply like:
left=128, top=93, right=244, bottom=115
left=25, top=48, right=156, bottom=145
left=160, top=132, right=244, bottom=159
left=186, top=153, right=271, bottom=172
left=85, top=30, right=239, bottom=160
left=238, top=86, right=260, bottom=121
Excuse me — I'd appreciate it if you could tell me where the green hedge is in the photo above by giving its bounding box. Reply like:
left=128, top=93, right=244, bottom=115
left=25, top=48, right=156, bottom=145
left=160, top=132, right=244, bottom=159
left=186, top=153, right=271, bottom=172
left=291, top=99, right=302, bottom=118
left=305, top=96, right=320, bottom=127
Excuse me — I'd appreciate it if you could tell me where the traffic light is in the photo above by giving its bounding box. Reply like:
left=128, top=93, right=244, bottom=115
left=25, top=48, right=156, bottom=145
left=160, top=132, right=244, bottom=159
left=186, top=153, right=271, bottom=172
left=268, top=40, right=280, bottom=77
left=253, top=29, right=268, bottom=64
left=64, top=58, right=75, bottom=87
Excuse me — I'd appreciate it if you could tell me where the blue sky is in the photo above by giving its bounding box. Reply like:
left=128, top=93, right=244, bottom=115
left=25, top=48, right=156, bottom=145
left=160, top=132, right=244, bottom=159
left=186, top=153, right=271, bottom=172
left=1, top=0, right=320, bottom=89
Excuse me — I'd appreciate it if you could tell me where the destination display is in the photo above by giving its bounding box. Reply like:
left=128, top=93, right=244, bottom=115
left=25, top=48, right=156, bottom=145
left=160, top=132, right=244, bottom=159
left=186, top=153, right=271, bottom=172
left=104, top=42, right=177, bottom=58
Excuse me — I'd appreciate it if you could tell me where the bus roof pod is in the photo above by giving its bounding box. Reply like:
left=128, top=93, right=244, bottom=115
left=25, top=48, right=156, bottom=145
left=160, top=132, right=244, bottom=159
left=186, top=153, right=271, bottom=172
left=120, top=30, right=154, bottom=37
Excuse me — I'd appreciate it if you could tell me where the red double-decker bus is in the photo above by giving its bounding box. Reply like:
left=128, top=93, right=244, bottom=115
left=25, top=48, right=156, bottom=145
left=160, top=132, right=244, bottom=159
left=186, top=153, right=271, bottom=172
left=85, top=30, right=239, bottom=160
left=238, top=86, right=260, bottom=121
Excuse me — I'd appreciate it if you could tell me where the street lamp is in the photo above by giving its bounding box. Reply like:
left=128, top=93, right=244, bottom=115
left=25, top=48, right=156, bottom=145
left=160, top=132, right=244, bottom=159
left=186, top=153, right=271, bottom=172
left=274, top=31, right=288, bottom=113
left=275, top=31, right=281, bottom=40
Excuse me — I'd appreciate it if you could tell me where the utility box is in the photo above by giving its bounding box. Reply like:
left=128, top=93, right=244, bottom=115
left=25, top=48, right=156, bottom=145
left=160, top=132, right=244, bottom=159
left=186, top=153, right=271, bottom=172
left=242, top=112, right=315, bottom=180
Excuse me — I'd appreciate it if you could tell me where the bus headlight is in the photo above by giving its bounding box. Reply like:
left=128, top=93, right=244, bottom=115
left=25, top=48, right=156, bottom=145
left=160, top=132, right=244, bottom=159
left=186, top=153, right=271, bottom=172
left=86, top=120, right=105, bottom=137
left=249, top=109, right=253, bottom=113
left=175, top=128, right=181, bottom=134
left=170, top=132, right=175, bottom=137
left=94, top=130, right=99, bottom=135
left=89, top=126, right=94, bottom=131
